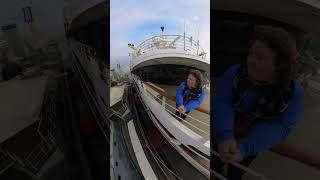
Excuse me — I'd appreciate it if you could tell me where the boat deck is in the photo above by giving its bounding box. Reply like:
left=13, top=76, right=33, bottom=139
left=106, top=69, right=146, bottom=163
left=0, top=76, right=48, bottom=144
left=110, top=84, right=125, bottom=107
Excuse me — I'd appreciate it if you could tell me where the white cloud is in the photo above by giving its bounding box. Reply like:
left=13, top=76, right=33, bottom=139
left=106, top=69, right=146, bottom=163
left=110, top=0, right=210, bottom=66
left=110, top=40, right=132, bottom=68
left=111, top=7, right=162, bottom=32
left=198, top=23, right=210, bottom=58
left=175, top=0, right=209, bottom=8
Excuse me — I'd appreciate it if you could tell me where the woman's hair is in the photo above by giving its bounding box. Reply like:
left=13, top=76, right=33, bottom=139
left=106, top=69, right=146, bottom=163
left=249, top=28, right=298, bottom=88
left=188, top=69, right=204, bottom=90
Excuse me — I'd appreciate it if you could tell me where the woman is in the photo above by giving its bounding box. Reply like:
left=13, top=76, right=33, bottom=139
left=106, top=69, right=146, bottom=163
left=176, top=69, right=206, bottom=120
left=212, top=28, right=304, bottom=179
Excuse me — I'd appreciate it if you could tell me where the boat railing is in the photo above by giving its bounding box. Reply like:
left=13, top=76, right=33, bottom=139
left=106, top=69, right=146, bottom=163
left=132, top=75, right=210, bottom=140
left=212, top=137, right=320, bottom=180
left=147, top=88, right=210, bottom=137
left=143, top=81, right=210, bottom=114
left=70, top=39, right=110, bottom=138
left=20, top=138, right=56, bottom=173
left=131, top=34, right=207, bottom=60
left=0, top=148, right=15, bottom=175
left=211, top=150, right=272, bottom=180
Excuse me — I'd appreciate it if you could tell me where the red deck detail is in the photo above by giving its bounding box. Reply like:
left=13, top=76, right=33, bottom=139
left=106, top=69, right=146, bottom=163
left=133, top=95, right=140, bottom=105
left=147, top=128, right=166, bottom=149
left=180, top=144, right=210, bottom=170
left=147, top=110, right=176, bottom=139
left=79, top=113, right=98, bottom=135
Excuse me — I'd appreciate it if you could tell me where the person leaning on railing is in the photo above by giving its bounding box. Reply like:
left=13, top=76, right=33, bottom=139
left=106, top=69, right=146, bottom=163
left=175, top=69, right=206, bottom=120
left=212, top=28, right=304, bottom=180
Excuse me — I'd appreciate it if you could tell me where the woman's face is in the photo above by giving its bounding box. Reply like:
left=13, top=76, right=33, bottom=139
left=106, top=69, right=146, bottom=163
left=247, top=40, right=276, bottom=82
left=187, top=74, right=197, bottom=88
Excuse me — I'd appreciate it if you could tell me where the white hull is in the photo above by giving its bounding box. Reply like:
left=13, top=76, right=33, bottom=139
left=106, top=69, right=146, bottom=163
left=132, top=49, right=210, bottom=72
left=132, top=76, right=210, bottom=178
left=130, top=34, right=210, bottom=72
left=64, top=0, right=106, bottom=28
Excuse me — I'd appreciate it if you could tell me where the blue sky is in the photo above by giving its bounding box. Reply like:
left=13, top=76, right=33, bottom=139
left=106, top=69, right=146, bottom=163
left=110, top=0, right=210, bottom=69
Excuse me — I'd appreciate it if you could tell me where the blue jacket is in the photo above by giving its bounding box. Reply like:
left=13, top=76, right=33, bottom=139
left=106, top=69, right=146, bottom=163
left=213, top=64, right=304, bottom=157
left=176, top=82, right=206, bottom=112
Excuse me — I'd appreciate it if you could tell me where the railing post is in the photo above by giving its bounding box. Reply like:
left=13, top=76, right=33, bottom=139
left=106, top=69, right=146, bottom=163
left=184, top=32, right=186, bottom=51
left=162, top=96, right=166, bottom=108
left=197, top=40, right=199, bottom=55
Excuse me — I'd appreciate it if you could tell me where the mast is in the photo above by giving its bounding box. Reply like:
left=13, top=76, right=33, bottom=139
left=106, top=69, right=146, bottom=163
left=183, top=19, right=186, bottom=50
left=22, top=0, right=34, bottom=24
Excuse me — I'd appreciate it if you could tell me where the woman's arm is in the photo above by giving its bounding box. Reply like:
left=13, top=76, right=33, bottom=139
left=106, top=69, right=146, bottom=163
left=236, top=81, right=304, bottom=157
left=213, top=65, right=240, bottom=144
left=176, top=82, right=185, bottom=107
left=184, top=86, right=206, bottom=112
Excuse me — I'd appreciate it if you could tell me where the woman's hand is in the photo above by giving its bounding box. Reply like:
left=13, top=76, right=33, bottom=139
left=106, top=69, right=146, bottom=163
left=178, top=106, right=185, bottom=113
left=218, top=139, right=243, bottom=163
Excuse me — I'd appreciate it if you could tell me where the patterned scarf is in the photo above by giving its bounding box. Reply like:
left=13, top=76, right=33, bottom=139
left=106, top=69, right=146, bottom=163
left=232, top=64, right=293, bottom=137
left=182, top=81, right=202, bottom=104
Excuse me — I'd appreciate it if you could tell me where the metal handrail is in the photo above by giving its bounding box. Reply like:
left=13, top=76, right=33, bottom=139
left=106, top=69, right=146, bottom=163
left=144, top=81, right=210, bottom=114
left=211, top=170, right=229, bottom=180
left=132, top=76, right=210, bottom=139
left=0, top=149, right=15, bottom=175
left=131, top=34, right=207, bottom=60
left=132, top=78, right=211, bottom=175
left=213, top=139, right=320, bottom=179
left=148, top=90, right=210, bottom=128
left=70, top=39, right=110, bottom=141
left=146, top=89, right=210, bottom=137
left=165, top=103, right=210, bottom=128
left=212, top=150, right=271, bottom=180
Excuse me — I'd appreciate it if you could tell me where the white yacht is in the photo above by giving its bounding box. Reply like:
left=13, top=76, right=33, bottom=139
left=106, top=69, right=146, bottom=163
left=63, top=0, right=211, bottom=178
left=126, top=28, right=211, bottom=179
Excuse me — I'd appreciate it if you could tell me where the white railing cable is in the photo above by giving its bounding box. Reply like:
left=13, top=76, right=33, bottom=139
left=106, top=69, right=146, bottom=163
left=144, top=88, right=210, bottom=136
left=131, top=34, right=207, bottom=60
left=0, top=149, right=15, bottom=175
left=166, top=109, right=210, bottom=137
left=212, top=150, right=272, bottom=180
left=211, top=169, right=229, bottom=180
left=165, top=99, right=210, bottom=127
left=142, top=83, right=210, bottom=126
left=136, top=80, right=210, bottom=137
left=70, top=42, right=110, bottom=142
left=144, top=144, right=183, bottom=180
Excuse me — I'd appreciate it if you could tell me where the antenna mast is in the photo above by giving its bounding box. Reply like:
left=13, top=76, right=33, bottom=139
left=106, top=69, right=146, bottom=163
left=183, top=18, right=186, bottom=50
